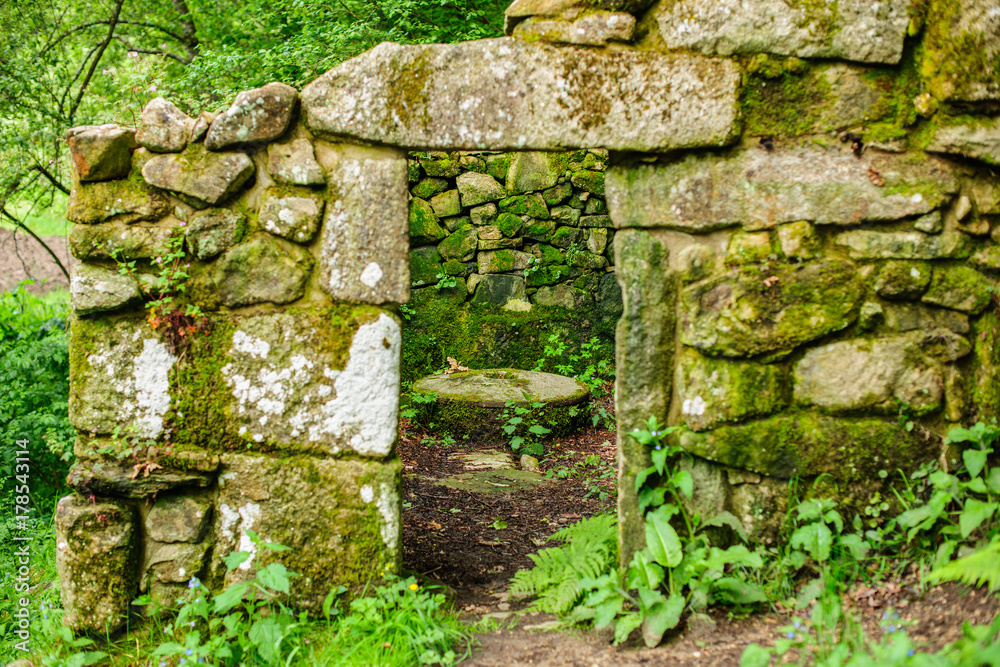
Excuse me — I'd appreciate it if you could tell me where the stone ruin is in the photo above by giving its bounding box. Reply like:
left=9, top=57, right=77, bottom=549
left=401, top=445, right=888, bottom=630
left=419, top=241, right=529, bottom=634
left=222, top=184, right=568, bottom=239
left=59, top=0, right=1000, bottom=633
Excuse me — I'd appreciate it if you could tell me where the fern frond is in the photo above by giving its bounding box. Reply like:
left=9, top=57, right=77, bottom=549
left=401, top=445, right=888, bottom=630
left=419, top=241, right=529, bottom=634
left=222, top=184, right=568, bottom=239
left=510, top=514, right=618, bottom=615
left=926, top=542, right=1000, bottom=592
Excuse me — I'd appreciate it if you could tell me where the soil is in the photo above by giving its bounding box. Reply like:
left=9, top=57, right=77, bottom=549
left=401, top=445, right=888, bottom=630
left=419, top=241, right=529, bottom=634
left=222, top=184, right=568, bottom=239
left=399, top=389, right=999, bottom=666
left=0, top=229, right=74, bottom=294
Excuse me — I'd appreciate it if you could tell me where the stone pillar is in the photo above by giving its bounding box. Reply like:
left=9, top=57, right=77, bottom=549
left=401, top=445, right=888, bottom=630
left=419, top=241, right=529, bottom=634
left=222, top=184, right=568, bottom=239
left=61, top=83, right=407, bottom=630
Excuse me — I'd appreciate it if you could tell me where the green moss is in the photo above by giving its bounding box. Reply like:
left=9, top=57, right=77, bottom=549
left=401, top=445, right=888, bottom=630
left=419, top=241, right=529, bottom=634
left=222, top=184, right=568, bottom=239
left=500, top=194, right=549, bottom=218
left=413, top=390, right=587, bottom=440
left=409, top=198, right=447, bottom=245
left=441, top=259, right=466, bottom=276
left=972, top=310, right=1000, bottom=420
left=496, top=212, right=523, bottom=238
left=677, top=412, right=938, bottom=481
left=920, top=0, right=1000, bottom=103
left=526, top=265, right=570, bottom=287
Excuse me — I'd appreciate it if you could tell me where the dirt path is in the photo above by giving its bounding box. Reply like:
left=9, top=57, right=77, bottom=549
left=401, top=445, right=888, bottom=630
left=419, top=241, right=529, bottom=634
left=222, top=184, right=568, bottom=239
left=0, top=229, right=74, bottom=294
left=397, top=413, right=999, bottom=665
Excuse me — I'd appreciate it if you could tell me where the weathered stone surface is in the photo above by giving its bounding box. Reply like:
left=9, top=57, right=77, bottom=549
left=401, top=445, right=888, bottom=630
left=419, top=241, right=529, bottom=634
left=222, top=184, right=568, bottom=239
left=651, top=0, right=910, bottom=64
left=136, top=98, right=194, bottom=153
left=438, top=223, right=478, bottom=262
left=211, top=453, right=401, bottom=607
left=317, top=144, right=410, bottom=305
left=551, top=205, right=582, bottom=226
left=596, top=271, right=623, bottom=318
left=614, top=230, right=675, bottom=567
left=914, top=211, right=944, bottom=234
left=835, top=230, right=972, bottom=260
left=504, top=0, right=656, bottom=34
left=883, top=303, right=970, bottom=335
left=66, top=124, right=135, bottom=182
left=458, top=172, right=506, bottom=207
left=972, top=247, right=1000, bottom=271
left=470, top=203, right=498, bottom=225
left=66, top=457, right=215, bottom=498
left=579, top=214, right=612, bottom=228
left=146, top=495, right=212, bottom=543
left=70, top=263, right=141, bottom=315
left=513, top=12, right=636, bottom=45
left=69, top=317, right=177, bottom=439
left=410, top=246, right=442, bottom=286
left=478, top=249, right=533, bottom=273
left=301, top=38, right=740, bottom=151
left=874, top=261, right=931, bottom=299
left=56, top=495, right=136, bottom=633
left=409, top=198, right=447, bottom=246
left=922, top=266, right=994, bottom=314
left=680, top=258, right=862, bottom=358
left=215, top=234, right=314, bottom=307
left=506, top=152, right=567, bottom=195
left=972, top=311, right=1000, bottom=419
left=267, top=137, right=325, bottom=186
left=205, top=82, right=298, bottom=150
left=678, top=413, right=937, bottom=480
left=676, top=244, right=716, bottom=283
left=190, top=111, right=215, bottom=143
left=502, top=193, right=550, bottom=218
left=777, top=221, right=818, bottom=260
left=204, top=308, right=401, bottom=456
left=412, top=177, right=448, bottom=199
left=430, top=189, right=462, bottom=218
left=587, top=228, right=609, bottom=254
left=67, top=174, right=171, bottom=224
left=533, top=283, right=590, bottom=309
left=145, top=542, right=210, bottom=587
left=142, top=144, right=255, bottom=207
left=470, top=274, right=528, bottom=308
left=187, top=208, right=247, bottom=260
left=608, top=146, right=958, bottom=231
left=676, top=349, right=788, bottom=431
left=259, top=190, right=325, bottom=244
left=927, top=118, right=1000, bottom=167
left=921, top=0, right=1000, bottom=102
left=969, top=175, right=1000, bottom=215
left=414, top=368, right=589, bottom=408
left=68, top=223, right=180, bottom=261
left=794, top=336, right=944, bottom=415
left=725, top=232, right=772, bottom=265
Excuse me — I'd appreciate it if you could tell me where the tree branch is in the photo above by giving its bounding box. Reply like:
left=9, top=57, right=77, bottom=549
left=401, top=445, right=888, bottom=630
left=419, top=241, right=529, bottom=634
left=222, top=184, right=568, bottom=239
left=112, top=35, right=190, bottom=64
left=32, top=164, right=70, bottom=196
left=68, top=0, right=125, bottom=125
left=0, top=207, right=70, bottom=282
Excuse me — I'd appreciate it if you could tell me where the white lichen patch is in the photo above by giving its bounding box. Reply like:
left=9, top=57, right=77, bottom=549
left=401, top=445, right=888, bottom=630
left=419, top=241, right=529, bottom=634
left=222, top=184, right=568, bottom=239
left=360, top=485, right=374, bottom=503
left=219, top=502, right=261, bottom=570
left=359, top=262, right=383, bottom=287
left=376, top=481, right=399, bottom=550
left=682, top=395, right=707, bottom=417
left=231, top=330, right=270, bottom=359
left=297, top=313, right=401, bottom=456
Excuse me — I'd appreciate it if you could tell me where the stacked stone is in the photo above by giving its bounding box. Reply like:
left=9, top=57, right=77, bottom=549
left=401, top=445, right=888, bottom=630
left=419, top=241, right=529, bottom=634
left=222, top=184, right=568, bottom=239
left=407, top=149, right=614, bottom=312
left=60, top=83, right=407, bottom=632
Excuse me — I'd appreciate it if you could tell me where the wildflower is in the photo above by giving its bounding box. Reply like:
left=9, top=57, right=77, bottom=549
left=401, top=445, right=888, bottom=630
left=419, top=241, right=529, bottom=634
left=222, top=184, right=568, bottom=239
left=907, top=650, right=914, bottom=657
left=188, top=577, right=201, bottom=589
left=160, top=662, right=166, bottom=667
left=190, top=621, right=196, bottom=627
left=786, top=631, right=794, bottom=639
left=409, top=583, right=419, bottom=591
left=793, top=620, right=801, bottom=628
left=654, top=444, right=662, bottom=451
left=151, top=84, right=158, bottom=92
left=186, top=649, right=193, bottom=656
left=888, top=625, right=896, bottom=633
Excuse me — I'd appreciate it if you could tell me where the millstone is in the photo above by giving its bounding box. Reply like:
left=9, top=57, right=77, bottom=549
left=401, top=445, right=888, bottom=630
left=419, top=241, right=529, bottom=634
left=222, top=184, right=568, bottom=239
left=410, top=368, right=590, bottom=439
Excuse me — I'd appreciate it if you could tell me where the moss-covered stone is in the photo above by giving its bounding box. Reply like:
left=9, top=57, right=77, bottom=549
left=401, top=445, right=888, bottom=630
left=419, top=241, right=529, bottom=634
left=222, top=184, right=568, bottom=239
left=441, top=259, right=467, bottom=276
left=922, top=266, right=994, bottom=314
left=429, top=189, right=462, bottom=218
left=409, top=197, right=447, bottom=246
left=570, top=169, right=605, bottom=196
left=676, top=349, right=789, bottom=431
left=680, top=258, right=863, bottom=358
left=496, top=212, right=524, bottom=237
left=725, top=232, right=773, bottom=265
left=920, top=0, right=1000, bottom=103
left=678, top=412, right=938, bottom=481
left=478, top=249, right=532, bottom=274
left=55, top=495, right=137, bottom=633
left=506, top=151, right=569, bottom=194
left=410, top=246, right=442, bottom=286
left=210, top=454, right=401, bottom=607
left=411, top=178, right=449, bottom=199
left=421, top=159, right=461, bottom=178
left=523, top=217, right=557, bottom=241
left=541, top=182, right=572, bottom=205
left=215, top=234, right=314, bottom=307
left=873, top=261, right=931, bottom=299
left=526, top=264, right=570, bottom=287
left=66, top=172, right=170, bottom=224
left=437, top=224, right=477, bottom=262
left=500, top=193, right=550, bottom=218
left=971, top=310, right=1000, bottom=420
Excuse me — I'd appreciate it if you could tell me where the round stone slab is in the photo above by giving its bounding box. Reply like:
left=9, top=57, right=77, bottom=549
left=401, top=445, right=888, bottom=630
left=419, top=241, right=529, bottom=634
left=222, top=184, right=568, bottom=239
left=413, top=368, right=589, bottom=407
left=410, top=368, right=590, bottom=439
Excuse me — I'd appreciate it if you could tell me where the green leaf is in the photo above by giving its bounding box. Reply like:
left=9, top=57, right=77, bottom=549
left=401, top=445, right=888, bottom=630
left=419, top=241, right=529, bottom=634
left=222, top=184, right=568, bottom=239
left=740, top=644, right=772, bottom=667
left=645, top=506, right=683, bottom=568
left=711, top=577, right=767, bottom=604
left=789, top=523, right=833, bottom=563
left=613, top=612, right=643, bottom=645
left=626, top=550, right=664, bottom=590
left=837, top=533, right=871, bottom=561
left=223, top=550, right=251, bottom=571
left=673, top=470, right=693, bottom=499
left=926, top=542, right=1000, bottom=592
left=249, top=615, right=283, bottom=664
left=651, top=446, right=668, bottom=475
left=959, top=499, right=998, bottom=539
left=964, top=448, right=988, bottom=479
left=213, top=582, right=249, bottom=614
left=640, top=590, right=684, bottom=648
left=795, top=577, right=824, bottom=609
left=262, top=540, right=292, bottom=552
left=257, top=562, right=292, bottom=593
left=65, top=652, right=108, bottom=667
left=528, top=424, right=551, bottom=436
left=699, top=511, right=749, bottom=541
left=987, top=468, right=1000, bottom=494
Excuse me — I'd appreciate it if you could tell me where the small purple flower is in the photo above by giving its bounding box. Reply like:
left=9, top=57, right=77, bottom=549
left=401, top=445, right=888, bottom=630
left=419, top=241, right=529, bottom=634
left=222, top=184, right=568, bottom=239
left=188, top=577, right=200, bottom=589
left=186, top=649, right=193, bottom=656
left=907, top=649, right=914, bottom=657
left=654, top=445, right=662, bottom=451
left=793, top=620, right=801, bottom=628
left=786, top=631, right=794, bottom=639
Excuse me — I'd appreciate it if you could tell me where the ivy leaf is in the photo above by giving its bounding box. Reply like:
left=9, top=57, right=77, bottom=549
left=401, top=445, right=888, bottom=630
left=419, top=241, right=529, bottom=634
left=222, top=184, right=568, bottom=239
left=645, top=506, right=683, bottom=568
left=740, top=644, right=773, bottom=667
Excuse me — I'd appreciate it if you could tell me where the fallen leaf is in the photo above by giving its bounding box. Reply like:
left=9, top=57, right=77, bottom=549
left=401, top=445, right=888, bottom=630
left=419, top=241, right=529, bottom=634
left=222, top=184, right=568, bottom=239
left=445, top=357, right=470, bottom=374
left=867, top=167, right=885, bottom=187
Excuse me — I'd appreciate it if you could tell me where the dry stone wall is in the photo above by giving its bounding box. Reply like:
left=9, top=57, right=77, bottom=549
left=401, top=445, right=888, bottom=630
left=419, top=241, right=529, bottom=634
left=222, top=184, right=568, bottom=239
left=407, top=149, right=615, bottom=313
left=60, top=86, right=407, bottom=633
left=60, top=0, right=1000, bottom=631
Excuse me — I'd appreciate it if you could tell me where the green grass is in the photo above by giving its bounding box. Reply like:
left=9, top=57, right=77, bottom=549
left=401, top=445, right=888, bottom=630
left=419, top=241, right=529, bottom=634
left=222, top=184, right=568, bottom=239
left=1, top=200, right=70, bottom=238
